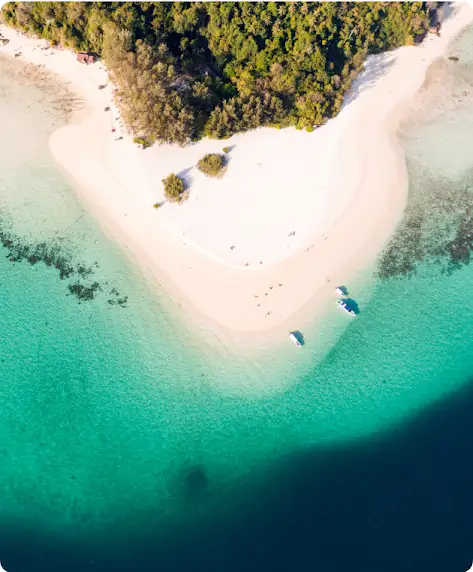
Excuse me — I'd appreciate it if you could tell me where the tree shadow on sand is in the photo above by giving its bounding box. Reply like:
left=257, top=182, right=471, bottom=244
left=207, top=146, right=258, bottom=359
left=177, top=167, right=194, bottom=190
left=342, top=52, right=396, bottom=110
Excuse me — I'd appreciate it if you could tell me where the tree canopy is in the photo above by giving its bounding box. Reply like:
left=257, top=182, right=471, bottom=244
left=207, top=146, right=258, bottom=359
left=162, top=173, right=186, bottom=202
left=2, top=2, right=436, bottom=145
left=197, top=153, right=225, bottom=177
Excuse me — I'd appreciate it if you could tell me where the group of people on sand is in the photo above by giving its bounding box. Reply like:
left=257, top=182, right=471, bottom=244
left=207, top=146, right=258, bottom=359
left=99, top=84, right=124, bottom=141
left=253, top=283, right=284, bottom=317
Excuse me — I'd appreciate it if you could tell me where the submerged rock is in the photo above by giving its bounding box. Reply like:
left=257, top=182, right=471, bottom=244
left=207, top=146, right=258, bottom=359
left=185, top=467, right=208, bottom=499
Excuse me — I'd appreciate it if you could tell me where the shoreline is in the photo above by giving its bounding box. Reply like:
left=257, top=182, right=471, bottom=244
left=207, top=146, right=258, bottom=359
left=1, top=3, right=472, bottom=340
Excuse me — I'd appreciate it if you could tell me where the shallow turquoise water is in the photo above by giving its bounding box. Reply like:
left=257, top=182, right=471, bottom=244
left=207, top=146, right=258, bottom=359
left=1, top=25, right=473, bottom=572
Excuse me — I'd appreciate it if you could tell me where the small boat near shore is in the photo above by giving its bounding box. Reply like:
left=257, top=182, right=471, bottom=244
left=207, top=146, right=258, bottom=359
left=289, top=332, right=302, bottom=347
left=335, top=286, right=347, bottom=296
left=337, top=299, right=356, bottom=316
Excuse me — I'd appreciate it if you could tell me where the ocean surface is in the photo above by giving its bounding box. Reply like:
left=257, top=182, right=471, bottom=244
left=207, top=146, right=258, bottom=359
left=1, top=25, right=473, bottom=572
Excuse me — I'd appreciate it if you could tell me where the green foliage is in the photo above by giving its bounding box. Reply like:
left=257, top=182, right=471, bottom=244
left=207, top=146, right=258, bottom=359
left=222, top=146, right=231, bottom=153
left=205, top=92, right=288, bottom=138
left=197, top=153, right=225, bottom=177
left=103, top=32, right=194, bottom=145
left=2, top=2, right=435, bottom=143
left=153, top=202, right=161, bottom=209
left=133, top=136, right=151, bottom=149
left=162, top=173, right=186, bottom=203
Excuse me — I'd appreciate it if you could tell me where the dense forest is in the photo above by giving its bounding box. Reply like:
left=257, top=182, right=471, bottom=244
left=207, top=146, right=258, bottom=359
left=2, top=2, right=438, bottom=145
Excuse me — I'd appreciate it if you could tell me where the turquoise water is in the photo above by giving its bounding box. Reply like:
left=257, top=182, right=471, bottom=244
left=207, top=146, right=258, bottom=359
left=1, top=26, right=473, bottom=572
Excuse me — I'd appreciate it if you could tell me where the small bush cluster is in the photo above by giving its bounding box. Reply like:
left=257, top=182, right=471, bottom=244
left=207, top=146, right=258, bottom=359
left=133, top=137, right=151, bottom=149
left=197, top=153, right=225, bottom=177
left=162, top=174, right=187, bottom=203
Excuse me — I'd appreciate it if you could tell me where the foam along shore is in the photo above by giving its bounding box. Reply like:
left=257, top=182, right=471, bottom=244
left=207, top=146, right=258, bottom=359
left=1, top=3, right=472, bottom=337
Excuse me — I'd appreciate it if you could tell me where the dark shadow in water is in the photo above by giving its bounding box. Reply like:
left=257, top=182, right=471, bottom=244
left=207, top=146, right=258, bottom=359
left=185, top=467, right=209, bottom=500
left=2, top=377, right=473, bottom=572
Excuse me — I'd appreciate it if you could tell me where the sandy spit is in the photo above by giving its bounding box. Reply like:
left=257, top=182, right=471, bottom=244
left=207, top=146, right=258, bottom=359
left=1, top=3, right=472, bottom=344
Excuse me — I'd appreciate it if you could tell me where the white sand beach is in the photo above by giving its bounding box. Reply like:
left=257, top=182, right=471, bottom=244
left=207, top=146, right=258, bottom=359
left=1, top=2, right=472, bottom=339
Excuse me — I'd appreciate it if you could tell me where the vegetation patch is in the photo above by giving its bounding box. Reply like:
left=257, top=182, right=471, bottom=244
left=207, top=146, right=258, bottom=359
left=197, top=153, right=225, bottom=177
left=133, top=136, right=151, bottom=149
left=162, top=173, right=187, bottom=203
left=2, top=2, right=435, bottom=145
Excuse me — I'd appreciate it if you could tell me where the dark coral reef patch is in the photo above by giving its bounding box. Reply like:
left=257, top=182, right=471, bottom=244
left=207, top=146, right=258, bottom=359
left=0, top=213, right=128, bottom=306
left=378, top=166, right=473, bottom=280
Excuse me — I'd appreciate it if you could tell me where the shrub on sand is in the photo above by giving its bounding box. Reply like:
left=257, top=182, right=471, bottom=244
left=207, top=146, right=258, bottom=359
left=222, top=146, right=231, bottom=153
left=162, top=174, right=187, bottom=203
left=197, top=153, right=225, bottom=177
left=133, top=137, right=151, bottom=149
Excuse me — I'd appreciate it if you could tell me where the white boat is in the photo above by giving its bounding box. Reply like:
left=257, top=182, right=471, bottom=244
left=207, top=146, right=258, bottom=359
left=337, top=299, right=356, bottom=316
left=335, top=286, right=347, bottom=296
left=289, top=332, right=302, bottom=347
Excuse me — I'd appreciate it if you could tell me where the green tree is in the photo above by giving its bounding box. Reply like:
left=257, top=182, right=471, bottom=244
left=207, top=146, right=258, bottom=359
left=197, top=153, right=225, bottom=177
left=162, top=173, right=186, bottom=203
left=2, top=2, right=434, bottom=142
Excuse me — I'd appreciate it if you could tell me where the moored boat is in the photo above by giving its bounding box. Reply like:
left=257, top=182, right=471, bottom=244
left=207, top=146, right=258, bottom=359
left=337, top=299, right=356, bottom=316
left=289, top=332, right=302, bottom=347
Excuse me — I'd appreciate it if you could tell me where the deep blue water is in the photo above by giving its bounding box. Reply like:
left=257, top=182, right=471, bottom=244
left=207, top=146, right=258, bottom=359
left=2, top=379, right=473, bottom=572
